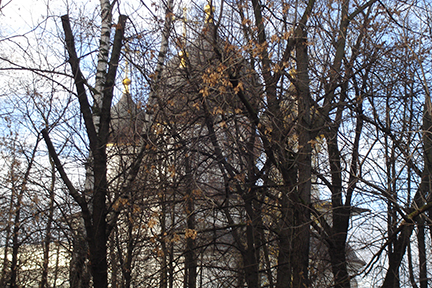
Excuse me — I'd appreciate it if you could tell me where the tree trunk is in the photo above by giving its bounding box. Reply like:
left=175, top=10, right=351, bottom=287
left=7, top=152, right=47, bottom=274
left=328, top=212, right=351, bottom=288
left=276, top=190, right=293, bottom=288
left=110, top=231, right=118, bottom=288
left=60, top=12, right=127, bottom=288
left=9, top=142, right=38, bottom=287
left=160, top=191, right=168, bottom=288
left=242, top=195, right=260, bottom=288
left=291, top=14, right=312, bottom=288
left=184, top=155, right=197, bottom=288
left=40, top=159, right=56, bottom=288
left=417, top=220, right=427, bottom=288
left=123, top=216, right=134, bottom=288
left=382, top=69, right=432, bottom=288
left=70, top=218, right=91, bottom=288
left=9, top=191, right=21, bottom=288
left=0, top=170, right=15, bottom=287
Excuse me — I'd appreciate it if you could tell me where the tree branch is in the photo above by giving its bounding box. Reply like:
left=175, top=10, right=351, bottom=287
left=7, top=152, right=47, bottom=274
left=41, top=128, right=90, bottom=217
left=61, top=14, right=98, bottom=154
left=99, top=14, right=128, bottom=145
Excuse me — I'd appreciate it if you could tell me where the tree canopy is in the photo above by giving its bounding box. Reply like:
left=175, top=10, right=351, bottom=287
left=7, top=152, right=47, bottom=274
left=0, top=0, right=432, bottom=287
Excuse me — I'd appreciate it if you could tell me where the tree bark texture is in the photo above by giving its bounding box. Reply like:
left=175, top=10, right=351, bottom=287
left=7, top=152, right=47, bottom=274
left=59, top=13, right=127, bottom=288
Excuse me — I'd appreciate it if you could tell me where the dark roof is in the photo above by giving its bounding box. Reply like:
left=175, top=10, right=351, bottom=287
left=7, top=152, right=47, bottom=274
left=109, top=92, right=144, bottom=145
left=149, top=22, right=261, bottom=124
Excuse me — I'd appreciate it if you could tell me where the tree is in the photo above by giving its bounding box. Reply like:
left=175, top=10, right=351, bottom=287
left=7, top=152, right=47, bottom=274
left=2, top=0, right=432, bottom=287
left=40, top=8, right=131, bottom=287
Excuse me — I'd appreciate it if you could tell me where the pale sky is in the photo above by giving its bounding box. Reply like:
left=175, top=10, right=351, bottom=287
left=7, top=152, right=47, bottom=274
left=1, top=0, right=67, bottom=34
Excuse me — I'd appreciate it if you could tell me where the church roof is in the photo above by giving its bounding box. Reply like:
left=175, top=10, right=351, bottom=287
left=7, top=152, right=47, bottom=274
left=109, top=92, right=143, bottom=145
left=149, top=20, right=261, bottom=125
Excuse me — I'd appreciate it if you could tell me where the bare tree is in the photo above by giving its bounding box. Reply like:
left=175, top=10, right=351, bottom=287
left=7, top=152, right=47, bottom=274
left=2, top=0, right=432, bottom=287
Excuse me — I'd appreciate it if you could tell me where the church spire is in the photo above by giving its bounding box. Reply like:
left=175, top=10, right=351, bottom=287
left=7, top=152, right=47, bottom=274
left=182, top=6, right=187, bottom=44
left=122, top=43, right=132, bottom=94
left=289, top=50, right=296, bottom=78
left=179, top=6, right=189, bottom=68
left=204, top=0, right=215, bottom=24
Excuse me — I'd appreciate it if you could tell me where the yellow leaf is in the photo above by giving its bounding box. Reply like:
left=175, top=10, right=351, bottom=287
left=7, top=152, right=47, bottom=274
left=200, top=87, right=210, bottom=97
left=185, top=228, right=197, bottom=240
left=171, top=233, right=181, bottom=242
left=148, top=218, right=157, bottom=229
left=192, top=102, right=200, bottom=111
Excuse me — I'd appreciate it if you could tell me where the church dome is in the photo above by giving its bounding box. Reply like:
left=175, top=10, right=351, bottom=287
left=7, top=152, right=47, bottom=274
left=109, top=92, right=143, bottom=145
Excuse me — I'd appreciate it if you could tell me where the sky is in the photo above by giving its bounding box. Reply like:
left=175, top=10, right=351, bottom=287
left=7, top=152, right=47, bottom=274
left=0, top=0, right=101, bottom=182
left=1, top=1, right=428, bottom=286
left=1, top=0, right=66, bottom=34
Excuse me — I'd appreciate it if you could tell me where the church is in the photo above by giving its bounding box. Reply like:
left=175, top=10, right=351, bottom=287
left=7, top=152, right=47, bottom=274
left=106, top=2, right=365, bottom=287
